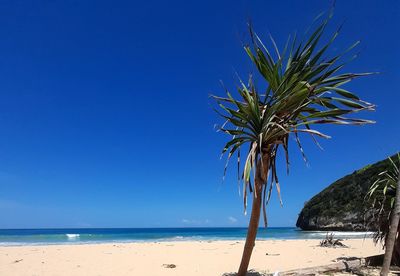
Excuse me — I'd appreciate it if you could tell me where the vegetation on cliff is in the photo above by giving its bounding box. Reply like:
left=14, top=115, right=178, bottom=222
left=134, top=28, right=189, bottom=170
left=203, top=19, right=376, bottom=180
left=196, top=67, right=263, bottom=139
left=296, top=154, right=400, bottom=231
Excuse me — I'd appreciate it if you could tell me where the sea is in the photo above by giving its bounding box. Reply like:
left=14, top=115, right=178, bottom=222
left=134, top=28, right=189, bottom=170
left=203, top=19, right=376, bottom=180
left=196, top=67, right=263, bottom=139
left=0, top=227, right=374, bottom=246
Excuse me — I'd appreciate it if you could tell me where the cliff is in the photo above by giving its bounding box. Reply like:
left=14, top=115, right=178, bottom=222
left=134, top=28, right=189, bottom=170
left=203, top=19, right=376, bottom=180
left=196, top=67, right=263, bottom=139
left=296, top=154, right=399, bottom=231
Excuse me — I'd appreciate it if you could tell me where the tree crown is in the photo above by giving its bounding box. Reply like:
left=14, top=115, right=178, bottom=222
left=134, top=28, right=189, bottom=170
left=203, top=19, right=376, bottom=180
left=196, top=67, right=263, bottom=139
left=213, top=15, right=375, bottom=226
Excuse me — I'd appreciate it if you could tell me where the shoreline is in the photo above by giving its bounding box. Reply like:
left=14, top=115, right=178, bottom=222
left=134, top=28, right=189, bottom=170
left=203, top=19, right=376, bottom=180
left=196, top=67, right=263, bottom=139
left=0, top=238, right=383, bottom=275
left=0, top=228, right=375, bottom=246
left=0, top=236, right=376, bottom=247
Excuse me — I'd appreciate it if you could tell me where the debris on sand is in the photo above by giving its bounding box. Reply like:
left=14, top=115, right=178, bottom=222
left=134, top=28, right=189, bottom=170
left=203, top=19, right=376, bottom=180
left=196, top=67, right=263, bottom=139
left=162, top=264, right=177, bottom=268
left=265, top=253, right=280, bottom=256
left=13, top=259, right=23, bottom=263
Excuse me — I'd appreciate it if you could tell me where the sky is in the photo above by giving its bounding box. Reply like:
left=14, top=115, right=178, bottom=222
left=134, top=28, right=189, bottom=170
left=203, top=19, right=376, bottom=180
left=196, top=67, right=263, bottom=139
left=0, top=0, right=399, bottom=228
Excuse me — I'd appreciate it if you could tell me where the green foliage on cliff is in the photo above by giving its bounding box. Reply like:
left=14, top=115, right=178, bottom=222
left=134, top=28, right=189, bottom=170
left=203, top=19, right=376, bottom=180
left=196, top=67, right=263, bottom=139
left=296, top=153, right=399, bottom=230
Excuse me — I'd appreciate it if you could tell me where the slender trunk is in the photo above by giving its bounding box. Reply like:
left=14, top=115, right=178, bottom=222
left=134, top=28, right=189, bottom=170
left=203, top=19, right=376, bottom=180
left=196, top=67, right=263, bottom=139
left=237, top=156, right=268, bottom=276
left=392, top=224, right=400, bottom=266
left=237, top=178, right=262, bottom=276
left=381, top=166, right=400, bottom=276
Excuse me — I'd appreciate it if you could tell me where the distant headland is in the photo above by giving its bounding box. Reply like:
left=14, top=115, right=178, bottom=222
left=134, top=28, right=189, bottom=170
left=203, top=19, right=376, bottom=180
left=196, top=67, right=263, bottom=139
left=297, top=154, right=399, bottom=231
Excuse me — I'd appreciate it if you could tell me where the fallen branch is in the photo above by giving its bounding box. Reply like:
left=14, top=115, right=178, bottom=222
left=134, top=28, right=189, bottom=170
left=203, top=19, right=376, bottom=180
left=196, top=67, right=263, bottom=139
left=223, top=255, right=384, bottom=276
left=269, top=257, right=364, bottom=276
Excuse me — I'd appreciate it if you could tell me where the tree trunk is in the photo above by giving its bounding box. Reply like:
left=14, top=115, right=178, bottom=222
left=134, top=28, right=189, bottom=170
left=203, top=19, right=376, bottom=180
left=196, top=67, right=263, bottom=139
left=391, top=223, right=400, bottom=266
left=237, top=179, right=262, bottom=276
left=381, top=165, right=400, bottom=276
left=237, top=154, right=268, bottom=276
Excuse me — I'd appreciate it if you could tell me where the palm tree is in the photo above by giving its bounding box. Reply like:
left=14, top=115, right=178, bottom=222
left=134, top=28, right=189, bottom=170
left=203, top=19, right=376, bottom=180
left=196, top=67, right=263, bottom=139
left=213, top=15, right=375, bottom=276
left=367, top=154, right=400, bottom=276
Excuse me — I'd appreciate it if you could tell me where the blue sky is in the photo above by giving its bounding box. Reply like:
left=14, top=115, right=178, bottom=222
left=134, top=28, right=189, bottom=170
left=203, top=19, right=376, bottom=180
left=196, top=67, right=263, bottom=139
left=0, top=0, right=398, bottom=228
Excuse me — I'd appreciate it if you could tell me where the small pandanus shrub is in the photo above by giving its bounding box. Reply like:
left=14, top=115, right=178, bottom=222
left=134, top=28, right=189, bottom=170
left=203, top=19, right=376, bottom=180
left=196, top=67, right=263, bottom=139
left=212, top=14, right=375, bottom=276
left=367, top=153, right=400, bottom=275
left=367, top=154, right=400, bottom=243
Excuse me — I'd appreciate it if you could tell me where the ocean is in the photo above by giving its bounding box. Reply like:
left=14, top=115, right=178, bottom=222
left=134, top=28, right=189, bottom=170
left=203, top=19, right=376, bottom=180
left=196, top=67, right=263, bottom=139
left=0, top=228, right=374, bottom=246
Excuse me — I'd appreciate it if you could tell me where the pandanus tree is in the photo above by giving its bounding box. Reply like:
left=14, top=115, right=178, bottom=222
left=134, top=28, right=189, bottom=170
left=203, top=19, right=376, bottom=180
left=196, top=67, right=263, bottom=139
left=367, top=154, right=400, bottom=276
left=213, top=15, right=375, bottom=276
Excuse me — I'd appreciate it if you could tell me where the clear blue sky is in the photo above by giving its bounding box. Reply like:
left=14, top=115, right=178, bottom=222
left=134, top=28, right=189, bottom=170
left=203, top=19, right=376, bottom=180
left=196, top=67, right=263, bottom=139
left=0, top=0, right=398, bottom=228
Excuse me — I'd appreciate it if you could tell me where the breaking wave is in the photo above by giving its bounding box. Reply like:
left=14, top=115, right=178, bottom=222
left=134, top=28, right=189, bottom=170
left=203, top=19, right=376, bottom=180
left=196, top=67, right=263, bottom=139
left=66, top=234, right=80, bottom=239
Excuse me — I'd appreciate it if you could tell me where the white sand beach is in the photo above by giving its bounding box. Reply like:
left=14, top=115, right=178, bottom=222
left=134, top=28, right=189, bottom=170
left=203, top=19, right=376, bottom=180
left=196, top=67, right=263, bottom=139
left=0, top=239, right=382, bottom=276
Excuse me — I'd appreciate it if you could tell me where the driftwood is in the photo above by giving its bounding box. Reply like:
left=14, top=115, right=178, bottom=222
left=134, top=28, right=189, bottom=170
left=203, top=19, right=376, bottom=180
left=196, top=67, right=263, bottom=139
left=223, top=255, right=385, bottom=276
left=223, top=259, right=364, bottom=276
left=267, top=257, right=365, bottom=276
left=319, top=233, right=347, bottom=248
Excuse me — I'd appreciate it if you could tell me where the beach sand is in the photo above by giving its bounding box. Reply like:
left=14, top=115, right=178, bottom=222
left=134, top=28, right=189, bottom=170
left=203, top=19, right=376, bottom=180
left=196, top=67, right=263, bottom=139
left=0, top=239, right=382, bottom=275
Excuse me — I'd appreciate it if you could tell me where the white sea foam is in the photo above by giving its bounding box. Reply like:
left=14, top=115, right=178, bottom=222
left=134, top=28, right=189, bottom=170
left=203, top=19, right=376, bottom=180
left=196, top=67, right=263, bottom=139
left=66, top=234, right=80, bottom=239
left=333, top=231, right=374, bottom=236
left=155, top=235, right=206, bottom=242
left=306, top=231, right=374, bottom=237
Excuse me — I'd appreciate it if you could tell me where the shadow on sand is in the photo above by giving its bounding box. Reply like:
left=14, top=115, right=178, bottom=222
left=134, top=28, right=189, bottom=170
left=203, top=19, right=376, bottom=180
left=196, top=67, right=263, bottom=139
left=222, top=270, right=267, bottom=276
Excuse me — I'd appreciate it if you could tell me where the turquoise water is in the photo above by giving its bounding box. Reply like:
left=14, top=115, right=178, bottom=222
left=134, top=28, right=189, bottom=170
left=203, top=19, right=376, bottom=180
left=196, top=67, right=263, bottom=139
left=0, top=228, right=373, bottom=245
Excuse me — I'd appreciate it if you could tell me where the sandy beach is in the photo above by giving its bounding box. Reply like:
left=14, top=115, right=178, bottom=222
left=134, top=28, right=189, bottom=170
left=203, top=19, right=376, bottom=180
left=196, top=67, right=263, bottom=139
left=0, top=239, right=382, bottom=276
